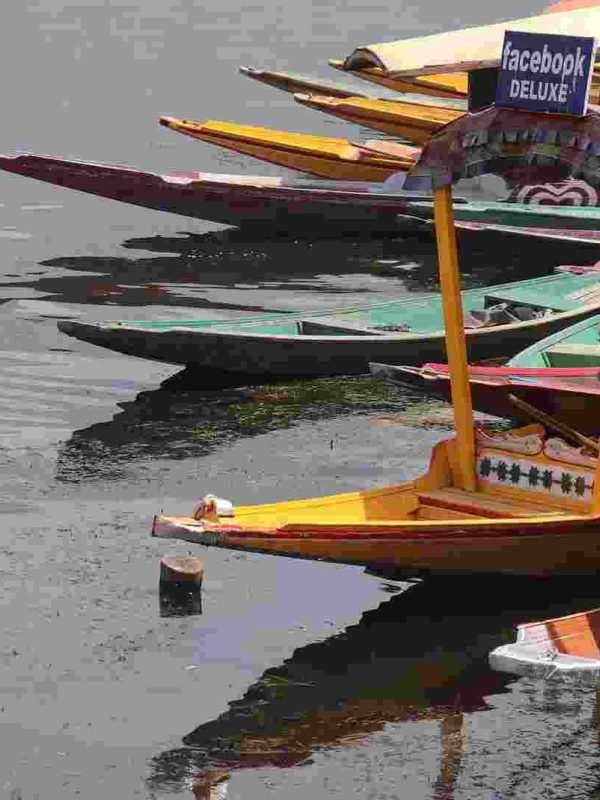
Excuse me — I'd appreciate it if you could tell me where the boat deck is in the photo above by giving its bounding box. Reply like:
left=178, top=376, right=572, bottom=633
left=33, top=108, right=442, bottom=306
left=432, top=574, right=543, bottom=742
left=415, top=487, right=567, bottom=519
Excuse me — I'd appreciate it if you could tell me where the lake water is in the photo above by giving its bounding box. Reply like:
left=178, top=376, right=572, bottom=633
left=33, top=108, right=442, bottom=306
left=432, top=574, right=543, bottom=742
left=3, top=1, right=600, bottom=799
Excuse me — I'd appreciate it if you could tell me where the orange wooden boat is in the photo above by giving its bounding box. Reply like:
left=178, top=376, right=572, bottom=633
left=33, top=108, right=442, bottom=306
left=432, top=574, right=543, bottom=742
left=152, top=423, right=600, bottom=576
left=489, top=607, right=600, bottom=681
left=159, top=116, right=418, bottom=181
left=294, top=93, right=462, bottom=144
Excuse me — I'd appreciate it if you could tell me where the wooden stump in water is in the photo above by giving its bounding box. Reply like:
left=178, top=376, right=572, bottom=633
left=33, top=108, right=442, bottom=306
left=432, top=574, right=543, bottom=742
left=159, top=556, right=204, bottom=617
left=159, top=556, right=204, bottom=587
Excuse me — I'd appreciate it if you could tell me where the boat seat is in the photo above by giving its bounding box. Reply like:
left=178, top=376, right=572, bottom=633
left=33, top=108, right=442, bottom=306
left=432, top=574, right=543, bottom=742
left=416, top=487, right=564, bottom=518
left=545, top=343, right=600, bottom=368
left=298, top=317, right=389, bottom=336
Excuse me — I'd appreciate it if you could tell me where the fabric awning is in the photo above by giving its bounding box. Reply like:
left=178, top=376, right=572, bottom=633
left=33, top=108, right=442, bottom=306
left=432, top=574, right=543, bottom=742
left=342, top=7, right=600, bottom=75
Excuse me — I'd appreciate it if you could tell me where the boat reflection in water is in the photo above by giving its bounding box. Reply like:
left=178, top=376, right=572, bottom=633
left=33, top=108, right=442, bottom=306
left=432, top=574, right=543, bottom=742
left=147, top=577, right=600, bottom=798
left=159, top=584, right=203, bottom=619
left=54, top=373, right=414, bottom=484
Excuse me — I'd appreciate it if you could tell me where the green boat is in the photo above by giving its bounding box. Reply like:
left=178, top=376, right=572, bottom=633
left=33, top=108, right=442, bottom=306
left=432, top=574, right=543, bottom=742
left=57, top=272, right=600, bottom=383
left=371, top=304, right=600, bottom=436
left=509, top=312, right=600, bottom=369
left=409, top=200, right=600, bottom=232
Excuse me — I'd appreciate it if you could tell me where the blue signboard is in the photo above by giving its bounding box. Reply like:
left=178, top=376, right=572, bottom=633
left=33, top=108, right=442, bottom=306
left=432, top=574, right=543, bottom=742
left=495, top=30, right=597, bottom=116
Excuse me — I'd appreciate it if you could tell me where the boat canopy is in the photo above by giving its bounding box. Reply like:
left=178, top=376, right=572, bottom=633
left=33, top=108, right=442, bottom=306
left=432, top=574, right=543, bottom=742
left=403, top=105, right=600, bottom=191
left=341, top=7, right=600, bottom=75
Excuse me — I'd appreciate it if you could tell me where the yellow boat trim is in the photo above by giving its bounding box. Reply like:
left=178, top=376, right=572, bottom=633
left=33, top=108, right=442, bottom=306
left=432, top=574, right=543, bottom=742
left=294, top=94, right=462, bottom=144
left=160, top=117, right=419, bottom=180
left=328, top=59, right=468, bottom=99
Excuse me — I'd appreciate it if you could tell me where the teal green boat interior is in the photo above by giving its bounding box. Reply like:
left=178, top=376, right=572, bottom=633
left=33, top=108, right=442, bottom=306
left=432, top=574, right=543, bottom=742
left=409, top=200, right=600, bottom=231
left=509, top=313, right=600, bottom=368
left=108, top=272, right=600, bottom=338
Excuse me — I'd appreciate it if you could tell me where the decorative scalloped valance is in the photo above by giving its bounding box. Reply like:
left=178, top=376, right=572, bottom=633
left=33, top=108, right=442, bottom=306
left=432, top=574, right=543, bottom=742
left=403, top=105, right=600, bottom=191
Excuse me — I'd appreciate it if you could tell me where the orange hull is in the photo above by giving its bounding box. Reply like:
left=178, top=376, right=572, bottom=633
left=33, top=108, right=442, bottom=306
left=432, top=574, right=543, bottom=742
left=490, top=606, right=600, bottom=679
left=153, top=513, right=600, bottom=575
left=525, top=607, right=600, bottom=660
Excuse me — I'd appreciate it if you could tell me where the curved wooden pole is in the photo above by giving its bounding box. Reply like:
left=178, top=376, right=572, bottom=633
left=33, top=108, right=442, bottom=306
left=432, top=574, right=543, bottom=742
left=433, top=186, right=476, bottom=491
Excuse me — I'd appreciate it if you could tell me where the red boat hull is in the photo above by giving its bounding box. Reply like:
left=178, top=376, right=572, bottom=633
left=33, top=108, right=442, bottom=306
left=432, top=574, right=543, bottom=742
left=372, top=362, right=600, bottom=435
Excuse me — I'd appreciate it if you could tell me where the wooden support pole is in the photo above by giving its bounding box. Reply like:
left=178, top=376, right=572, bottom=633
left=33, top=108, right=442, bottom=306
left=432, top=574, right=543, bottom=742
left=593, top=445, right=600, bottom=514
left=433, top=186, right=476, bottom=492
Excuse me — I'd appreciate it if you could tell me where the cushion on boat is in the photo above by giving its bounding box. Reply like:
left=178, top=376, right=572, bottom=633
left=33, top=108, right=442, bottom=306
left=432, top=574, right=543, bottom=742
left=465, top=303, right=548, bottom=329
left=475, top=424, right=545, bottom=455
left=543, top=438, right=597, bottom=469
left=193, top=494, right=234, bottom=520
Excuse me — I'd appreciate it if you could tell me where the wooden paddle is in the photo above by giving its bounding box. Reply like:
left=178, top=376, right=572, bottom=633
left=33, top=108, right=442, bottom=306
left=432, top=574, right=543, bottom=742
left=508, top=393, right=600, bottom=455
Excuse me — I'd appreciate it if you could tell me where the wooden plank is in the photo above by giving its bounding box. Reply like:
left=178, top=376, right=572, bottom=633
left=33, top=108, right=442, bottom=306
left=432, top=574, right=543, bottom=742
left=434, top=186, right=476, bottom=491
left=417, top=487, right=563, bottom=518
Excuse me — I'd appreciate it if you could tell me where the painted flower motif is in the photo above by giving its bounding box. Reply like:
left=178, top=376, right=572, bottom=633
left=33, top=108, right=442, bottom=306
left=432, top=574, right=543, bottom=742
left=560, top=473, right=573, bottom=494
left=497, top=461, right=508, bottom=481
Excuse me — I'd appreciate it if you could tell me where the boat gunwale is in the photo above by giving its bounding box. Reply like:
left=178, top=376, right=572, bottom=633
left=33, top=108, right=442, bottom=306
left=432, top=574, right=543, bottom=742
left=175, top=127, right=415, bottom=169
left=155, top=510, right=600, bottom=538
left=99, top=298, right=600, bottom=341
left=518, top=605, right=600, bottom=632
left=509, top=311, right=600, bottom=367
left=72, top=273, right=600, bottom=334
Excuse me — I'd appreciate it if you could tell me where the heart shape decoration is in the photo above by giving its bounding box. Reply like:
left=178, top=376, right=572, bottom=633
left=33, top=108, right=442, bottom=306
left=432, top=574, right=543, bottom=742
left=512, top=180, right=598, bottom=206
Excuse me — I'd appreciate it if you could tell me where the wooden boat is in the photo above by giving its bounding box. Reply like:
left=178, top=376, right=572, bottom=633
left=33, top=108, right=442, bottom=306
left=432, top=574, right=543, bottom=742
left=0, top=153, right=431, bottom=233
left=4, top=153, right=600, bottom=239
left=510, top=313, right=600, bottom=370
left=370, top=360, right=600, bottom=437
left=152, top=100, right=600, bottom=576
left=238, top=65, right=372, bottom=100
left=489, top=606, right=600, bottom=681
left=452, top=201, right=600, bottom=230
left=57, top=272, right=600, bottom=379
left=293, top=93, right=462, bottom=144
left=328, top=58, right=468, bottom=99
left=159, top=116, right=419, bottom=181
left=153, top=418, right=600, bottom=575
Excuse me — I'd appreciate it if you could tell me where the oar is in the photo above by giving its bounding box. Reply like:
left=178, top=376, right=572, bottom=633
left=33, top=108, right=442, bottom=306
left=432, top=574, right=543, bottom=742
left=508, top=393, right=600, bottom=455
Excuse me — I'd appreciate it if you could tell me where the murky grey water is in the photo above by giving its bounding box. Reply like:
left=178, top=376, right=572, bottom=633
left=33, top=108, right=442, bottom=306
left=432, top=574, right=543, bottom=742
left=3, top=1, right=600, bottom=799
